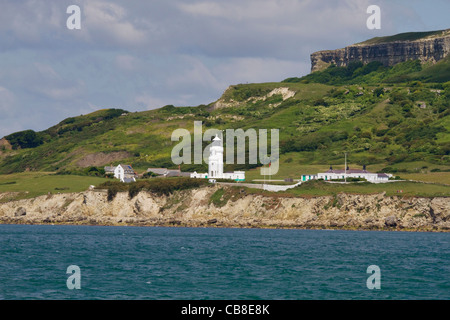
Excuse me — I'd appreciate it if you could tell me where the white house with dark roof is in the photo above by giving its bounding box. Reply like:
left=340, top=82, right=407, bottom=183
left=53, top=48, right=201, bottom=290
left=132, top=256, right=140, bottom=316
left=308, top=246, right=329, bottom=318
left=104, top=166, right=115, bottom=174
left=302, top=165, right=391, bottom=183
left=114, top=164, right=137, bottom=183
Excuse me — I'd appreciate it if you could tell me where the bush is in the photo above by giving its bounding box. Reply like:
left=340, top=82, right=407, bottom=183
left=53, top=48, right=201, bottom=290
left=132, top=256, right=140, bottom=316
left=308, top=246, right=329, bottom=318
left=96, top=178, right=208, bottom=201
left=313, top=98, right=329, bottom=107
left=5, top=130, right=43, bottom=149
left=373, top=87, right=385, bottom=97
left=106, top=183, right=128, bottom=201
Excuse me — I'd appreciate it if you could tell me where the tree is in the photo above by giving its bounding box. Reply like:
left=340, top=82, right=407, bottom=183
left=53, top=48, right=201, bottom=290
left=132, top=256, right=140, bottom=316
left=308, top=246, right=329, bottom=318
left=5, top=130, right=43, bottom=149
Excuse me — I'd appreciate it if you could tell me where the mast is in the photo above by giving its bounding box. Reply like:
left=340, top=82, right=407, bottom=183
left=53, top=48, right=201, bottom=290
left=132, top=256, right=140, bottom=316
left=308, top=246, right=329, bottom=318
left=344, top=152, right=347, bottom=183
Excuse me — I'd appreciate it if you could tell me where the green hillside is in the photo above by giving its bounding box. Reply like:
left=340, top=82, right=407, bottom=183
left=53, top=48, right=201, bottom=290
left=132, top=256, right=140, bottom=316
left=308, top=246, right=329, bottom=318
left=0, top=59, right=449, bottom=182
left=285, top=55, right=450, bottom=85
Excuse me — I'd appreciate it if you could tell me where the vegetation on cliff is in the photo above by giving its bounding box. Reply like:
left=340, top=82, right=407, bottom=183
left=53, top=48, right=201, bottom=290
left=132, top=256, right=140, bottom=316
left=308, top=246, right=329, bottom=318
left=284, top=57, right=450, bottom=84
left=356, top=29, right=449, bottom=45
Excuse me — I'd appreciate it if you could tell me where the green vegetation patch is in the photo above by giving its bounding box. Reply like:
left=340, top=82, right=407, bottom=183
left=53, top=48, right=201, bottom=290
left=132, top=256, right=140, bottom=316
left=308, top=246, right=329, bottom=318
left=96, top=177, right=209, bottom=201
left=287, top=180, right=450, bottom=198
left=357, top=30, right=447, bottom=45
left=0, top=172, right=109, bottom=200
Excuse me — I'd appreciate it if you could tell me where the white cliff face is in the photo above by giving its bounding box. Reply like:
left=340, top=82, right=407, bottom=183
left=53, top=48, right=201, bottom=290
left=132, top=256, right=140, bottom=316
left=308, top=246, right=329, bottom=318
left=212, top=87, right=296, bottom=110
left=0, top=186, right=449, bottom=231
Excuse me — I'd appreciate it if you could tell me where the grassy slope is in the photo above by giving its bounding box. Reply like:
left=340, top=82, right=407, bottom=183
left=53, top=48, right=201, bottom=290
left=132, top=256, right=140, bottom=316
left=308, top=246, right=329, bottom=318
left=279, top=180, right=449, bottom=198
left=0, top=57, right=449, bottom=197
left=356, top=29, right=448, bottom=45
left=1, top=78, right=449, bottom=173
left=0, top=172, right=109, bottom=201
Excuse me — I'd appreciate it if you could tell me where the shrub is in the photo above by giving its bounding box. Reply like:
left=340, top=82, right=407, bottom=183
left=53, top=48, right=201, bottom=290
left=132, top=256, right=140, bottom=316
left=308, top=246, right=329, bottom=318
left=5, top=130, right=43, bottom=149
left=97, top=178, right=208, bottom=201
left=373, top=87, right=385, bottom=97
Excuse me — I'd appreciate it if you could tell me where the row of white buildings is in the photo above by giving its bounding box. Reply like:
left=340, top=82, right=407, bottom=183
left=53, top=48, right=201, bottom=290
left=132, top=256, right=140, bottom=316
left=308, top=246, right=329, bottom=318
left=301, top=165, right=391, bottom=183
left=106, top=136, right=390, bottom=185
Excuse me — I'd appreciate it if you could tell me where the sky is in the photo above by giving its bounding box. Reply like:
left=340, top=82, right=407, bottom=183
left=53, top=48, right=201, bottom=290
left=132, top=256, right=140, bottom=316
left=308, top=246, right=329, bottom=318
left=0, top=0, right=449, bottom=137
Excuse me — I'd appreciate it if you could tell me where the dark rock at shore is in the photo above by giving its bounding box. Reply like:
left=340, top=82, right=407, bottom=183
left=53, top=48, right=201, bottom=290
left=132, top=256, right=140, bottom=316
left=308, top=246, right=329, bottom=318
left=15, top=207, right=26, bottom=217
left=385, top=215, right=398, bottom=227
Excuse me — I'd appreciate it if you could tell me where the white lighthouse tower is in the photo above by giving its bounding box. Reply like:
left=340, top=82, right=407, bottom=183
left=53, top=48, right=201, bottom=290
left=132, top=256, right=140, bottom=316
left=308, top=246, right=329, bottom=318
left=190, top=133, right=245, bottom=182
left=208, top=134, right=224, bottom=179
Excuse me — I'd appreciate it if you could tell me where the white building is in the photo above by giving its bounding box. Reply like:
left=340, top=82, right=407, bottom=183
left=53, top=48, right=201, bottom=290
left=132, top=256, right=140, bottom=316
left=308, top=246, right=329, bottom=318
left=113, top=164, right=137, bottom=183
left=302, top=165, right=390, bottom=183
left=209, top=135, right=224, bottom=179
left=191, top=134, right=245, bottom=182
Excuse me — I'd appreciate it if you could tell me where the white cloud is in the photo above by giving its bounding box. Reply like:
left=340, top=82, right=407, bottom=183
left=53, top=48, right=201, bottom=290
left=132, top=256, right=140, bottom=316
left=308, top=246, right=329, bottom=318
left=80, top=0, right=147, bottom=47
left=166, top=56, right=223, bottom=91
left=134, top=94, right=169, bottom=110
left=212, top=57, right=308, bottom=83
left=27, top=63, right=85, bottom=100
left=115, top=54, right=138, bottom=71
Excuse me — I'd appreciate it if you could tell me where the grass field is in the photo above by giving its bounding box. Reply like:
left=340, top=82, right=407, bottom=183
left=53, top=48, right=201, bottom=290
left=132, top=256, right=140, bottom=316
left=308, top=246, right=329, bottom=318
left=241, top=180, right=450, bottom=198
left=290, top=180, right=450, bottom=197
left=400, top=172, right=450, bottom=185
left=0, top=173, right=109, bottom=201
left=244, top=157, right=450, bottom=184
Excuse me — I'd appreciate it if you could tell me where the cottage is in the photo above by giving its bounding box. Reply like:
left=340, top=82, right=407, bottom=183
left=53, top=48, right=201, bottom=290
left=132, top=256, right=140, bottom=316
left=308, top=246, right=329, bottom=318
left=114, top=164, right=137, bottom=183
left=104, top=166, right=115, bottom=175
left=301, top=174, right=318, bottom=182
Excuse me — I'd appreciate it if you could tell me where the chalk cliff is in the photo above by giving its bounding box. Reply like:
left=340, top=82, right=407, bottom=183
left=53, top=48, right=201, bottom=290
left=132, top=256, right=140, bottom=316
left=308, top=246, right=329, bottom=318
left=310, top=29, right=450, bottom=72
left=1, top=186, right=449, bottom=232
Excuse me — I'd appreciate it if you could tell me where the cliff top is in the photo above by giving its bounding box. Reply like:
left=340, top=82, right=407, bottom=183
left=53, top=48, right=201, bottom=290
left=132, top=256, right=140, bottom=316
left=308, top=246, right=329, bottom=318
left=355, top=29, right=450, bottom=46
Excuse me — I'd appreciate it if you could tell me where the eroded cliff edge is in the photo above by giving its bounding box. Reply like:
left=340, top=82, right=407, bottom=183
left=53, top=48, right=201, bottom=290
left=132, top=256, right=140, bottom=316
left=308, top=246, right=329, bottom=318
left=311, top=29, right=450, bottom=72
left=1, top=186, right=449, bottom=232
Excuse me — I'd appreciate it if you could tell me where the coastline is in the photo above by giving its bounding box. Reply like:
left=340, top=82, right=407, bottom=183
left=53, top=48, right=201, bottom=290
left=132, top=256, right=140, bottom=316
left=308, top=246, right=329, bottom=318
left=1, top=186, right=449, bottom=232
left=0, top=220, right=447, bottom=233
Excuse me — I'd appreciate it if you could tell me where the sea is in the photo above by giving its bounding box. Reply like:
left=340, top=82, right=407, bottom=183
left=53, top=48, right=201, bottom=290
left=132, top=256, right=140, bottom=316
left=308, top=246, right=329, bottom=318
left=0, top=224, right=448, bottom=300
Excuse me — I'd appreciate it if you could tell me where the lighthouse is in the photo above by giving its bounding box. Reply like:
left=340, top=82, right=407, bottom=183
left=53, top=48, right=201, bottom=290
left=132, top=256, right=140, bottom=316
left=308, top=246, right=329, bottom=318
left=208, top=134, right=224, bottom=179
left=190, top=133, right=245, bottom=182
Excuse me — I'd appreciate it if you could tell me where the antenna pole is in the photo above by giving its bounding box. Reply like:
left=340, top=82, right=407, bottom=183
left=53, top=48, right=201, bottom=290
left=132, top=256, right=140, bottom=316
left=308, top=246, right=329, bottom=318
left=345, top=152, right=347, bottom=183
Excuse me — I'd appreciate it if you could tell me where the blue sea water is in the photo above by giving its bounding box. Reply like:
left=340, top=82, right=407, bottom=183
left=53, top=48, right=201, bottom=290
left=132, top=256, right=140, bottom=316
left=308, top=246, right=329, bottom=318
left=0, top=224, right=448, bottom=300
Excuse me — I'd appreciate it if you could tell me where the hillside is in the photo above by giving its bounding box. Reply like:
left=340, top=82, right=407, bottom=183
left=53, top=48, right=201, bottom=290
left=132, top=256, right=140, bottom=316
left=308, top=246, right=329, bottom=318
left=1, top=76, right=449, bottom=180
left=356, top=29, right=449, bottom=45
left=1, top=31, right=450, bottom=182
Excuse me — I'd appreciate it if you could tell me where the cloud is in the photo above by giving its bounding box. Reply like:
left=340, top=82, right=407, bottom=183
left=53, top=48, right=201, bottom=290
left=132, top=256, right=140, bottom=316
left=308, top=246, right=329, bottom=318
left=134, top=94, right=169, bottom=110
left=78, top=0, right=148, bottom=47
left=174, top=0, right=376, bottom=59
left=0, top=1, right=65, bottom=50
left=166, top=56, right=223, bottom=92
left=115, top=54, right=138, bottom=71
left=212, top=57, right=309, bottom=83
left=26, top=63, right=85, bottom=100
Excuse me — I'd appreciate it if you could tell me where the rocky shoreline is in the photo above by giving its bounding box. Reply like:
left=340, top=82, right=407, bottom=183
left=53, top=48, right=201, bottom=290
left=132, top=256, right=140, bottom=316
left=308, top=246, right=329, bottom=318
left=1, top=186, right=449, bottom=232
